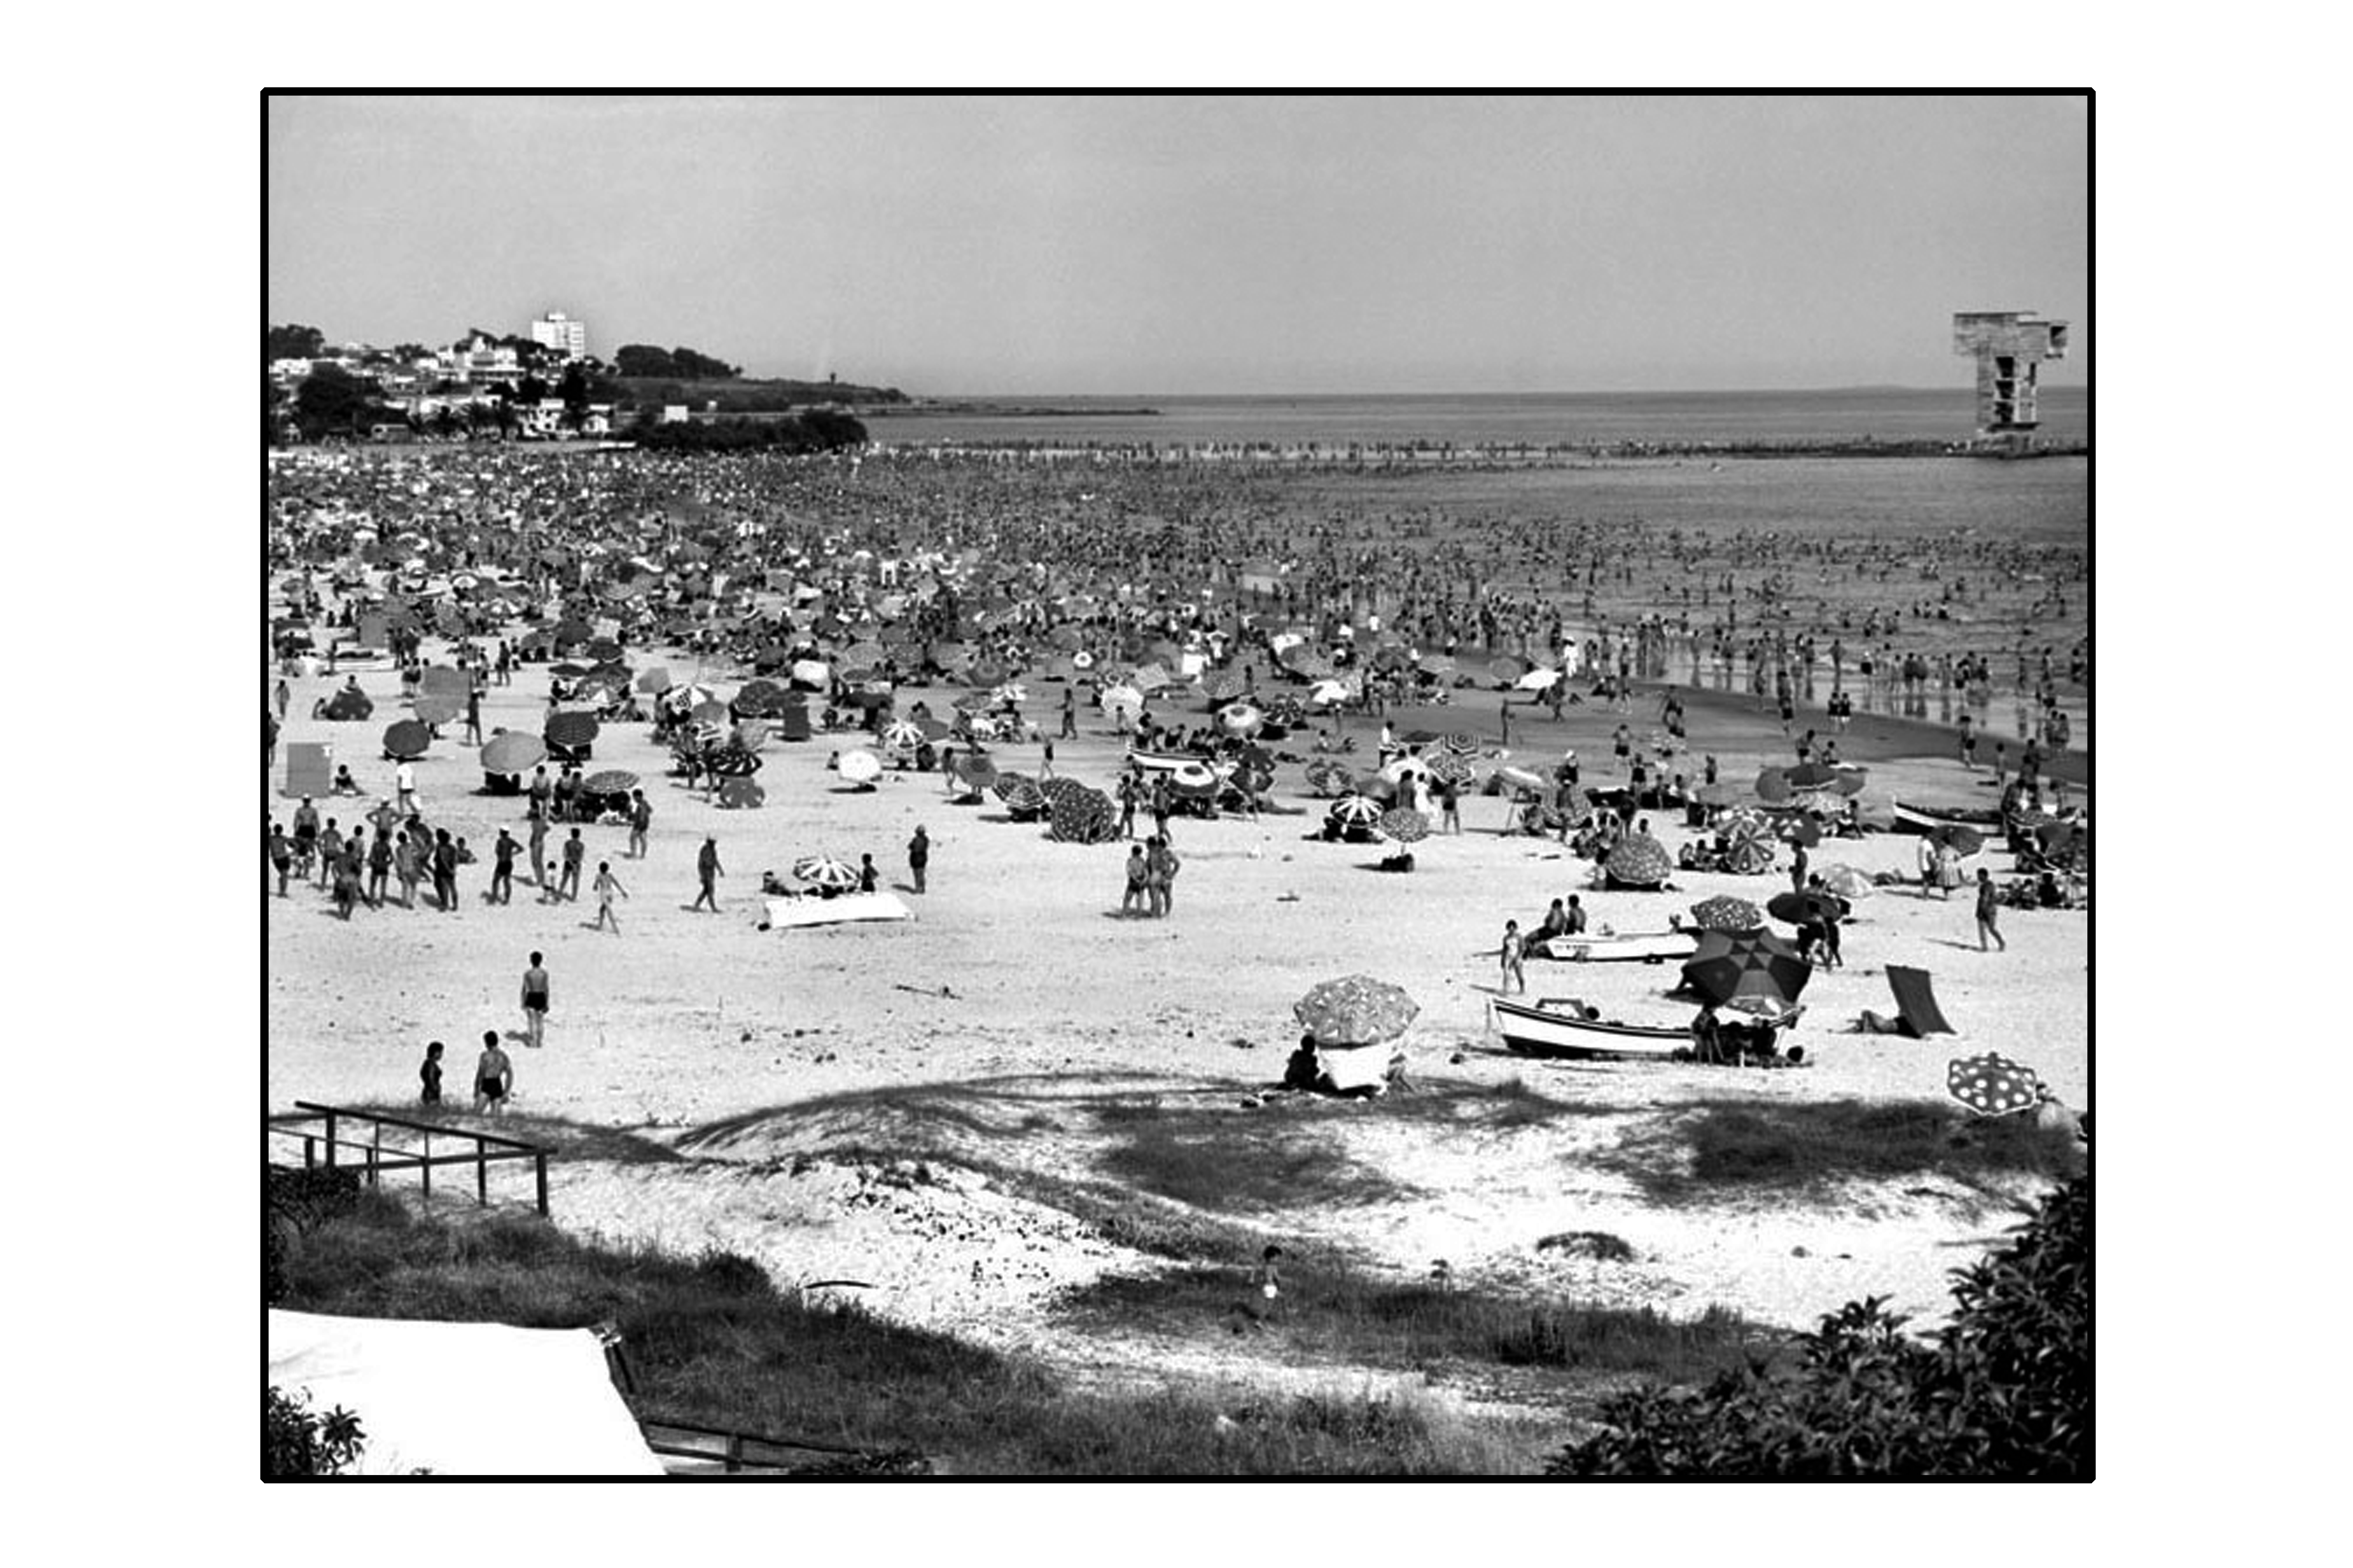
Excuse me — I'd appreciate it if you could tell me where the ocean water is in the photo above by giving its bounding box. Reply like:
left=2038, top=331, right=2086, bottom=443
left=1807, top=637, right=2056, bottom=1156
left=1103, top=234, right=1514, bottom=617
left=866, top=386, right=2088, bottom=449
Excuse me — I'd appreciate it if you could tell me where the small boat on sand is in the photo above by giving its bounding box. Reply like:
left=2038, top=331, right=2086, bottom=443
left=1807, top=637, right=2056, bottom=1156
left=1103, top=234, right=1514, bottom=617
left=1490, top=996, right=1689, bottom=1059
left=1533, top=929, right=1698, bottom=964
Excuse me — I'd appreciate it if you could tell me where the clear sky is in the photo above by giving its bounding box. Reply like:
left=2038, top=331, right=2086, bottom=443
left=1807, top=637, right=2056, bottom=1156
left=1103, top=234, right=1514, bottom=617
left=268, top=94, right=2087, bottom=397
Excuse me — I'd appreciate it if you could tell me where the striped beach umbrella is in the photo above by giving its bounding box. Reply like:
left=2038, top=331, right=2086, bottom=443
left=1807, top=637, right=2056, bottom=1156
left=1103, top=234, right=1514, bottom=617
left=793, top=855, right=861, bottom=892
left=882, top=719, right=926, bottom=753
left=1326, top=794, right=1384, bottom=832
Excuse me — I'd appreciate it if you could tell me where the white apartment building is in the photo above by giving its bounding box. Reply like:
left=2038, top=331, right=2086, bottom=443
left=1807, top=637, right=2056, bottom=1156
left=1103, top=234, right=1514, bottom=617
left=530, top=311, right=587, bottom=359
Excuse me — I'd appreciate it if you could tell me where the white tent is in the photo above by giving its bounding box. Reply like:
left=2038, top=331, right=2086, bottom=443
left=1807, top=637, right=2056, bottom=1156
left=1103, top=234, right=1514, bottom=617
left=268, top=1309, right=664, bottom=1476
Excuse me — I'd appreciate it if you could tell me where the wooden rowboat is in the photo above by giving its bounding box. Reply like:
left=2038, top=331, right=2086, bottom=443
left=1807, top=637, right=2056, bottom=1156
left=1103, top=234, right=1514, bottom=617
left=1534, top=929, right=1698, bottom=964
left=1893, top=800, right=2004, bottom=833
left=1489, top=996, right=1690, bottom=1060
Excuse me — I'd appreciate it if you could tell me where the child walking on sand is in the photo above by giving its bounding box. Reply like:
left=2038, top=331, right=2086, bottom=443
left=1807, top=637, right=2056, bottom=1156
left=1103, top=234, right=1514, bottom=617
left=591, top=861, right=628, bottom=932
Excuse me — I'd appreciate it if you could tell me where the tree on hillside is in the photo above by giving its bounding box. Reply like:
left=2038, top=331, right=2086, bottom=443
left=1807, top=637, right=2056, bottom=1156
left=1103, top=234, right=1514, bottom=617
left=294, top=363, right=398, bottom=439
left=514, top=373, right=550, bottom=406
left=614, top=344, right=676, bottom=378
left=267, top=324, right=326, bottom=362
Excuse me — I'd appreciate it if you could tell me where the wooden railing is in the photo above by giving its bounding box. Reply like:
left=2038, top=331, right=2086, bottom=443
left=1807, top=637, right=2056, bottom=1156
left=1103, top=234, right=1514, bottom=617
left=267, top=1101, right=550, bottom=1216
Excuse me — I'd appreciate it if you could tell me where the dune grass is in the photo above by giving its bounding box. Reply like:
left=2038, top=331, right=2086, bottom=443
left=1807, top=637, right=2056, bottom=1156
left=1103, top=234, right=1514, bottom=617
left=274, top=1190, right=1541, bottom=1474
left=1056, top=1256, right=1777, bottom=1388
left=1603, top=1098, right=2085, bottom=1206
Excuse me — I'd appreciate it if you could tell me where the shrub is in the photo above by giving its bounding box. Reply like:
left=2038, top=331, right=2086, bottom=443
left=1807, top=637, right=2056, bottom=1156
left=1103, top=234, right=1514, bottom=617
left=266, top=1385, right=366, bottom=1476
left=1549, top=1121, right=2090, bottom=1477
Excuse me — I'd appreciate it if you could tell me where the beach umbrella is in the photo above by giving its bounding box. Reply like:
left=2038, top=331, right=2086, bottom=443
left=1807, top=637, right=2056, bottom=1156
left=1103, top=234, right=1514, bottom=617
left=1515, top=667, right=1562, bottom=692
left=479, top=732, right=546, bottom=775
left=415, top=693, right=463, bottom=725
left=382, top=719, right=431, bottom=759
left=990, top=770, right=1038, bottom=803
left=1425, top=753, right=1473, bottom=787
left=1947, top=1053, right=2045, bottom=1117
left=1202, top=669, right=1246, bottom=703
left=583, top=769, right=638, bottom=796
left=1928, top=823, right=1986, bottom=856
left=1293, top=975, right=1419, bottom=1048
left=1784, top=762, right=1840, bottom=791
left=1487, top=655, right=1525, bottom=683
left=991, top=681, right=1030, bottom=708
left=706, top=747, right=762, bottom=778
left=691, top=698, right=732, bottom=727
left=837, top=748, right=883, bottom=786
left=420, top=667, right=470, bottom=703
left=1689, top=896, right=1766, bottom=932
left=789, top=659, right=832, bottom=690
left=793, top=855, right=861, bottom=893
left=1216, top=701, right=1265, bottom=739
left=1304, top=758, right=1354, bottom=797
left=1681, top=929, right=1812, bottom=1013
left=1816, top=864, right=1875, bottom=901
left=1778, top=815, right=1824, bottom=848
left=1129, top=662, right=1171, bottom=694
left=1326, top=794, right=1384, bottom=832
left=1382, top=754, right=1434, bottom=788
left=1832, top=766, right=1870, bottom=796
left=1417, top=652, right=1458, bottom=678
left=949, top=751, right=998, bottom=790
left=881, top=719, right=926, bottom=753
left=1768, top=889, right=1848, bottom=927
left=1048, top=786, right=1118, bottom=843
left=1497, top=765, right=1548, bottom=795
left=1000, top=778, right=1047, bottom=817
left=1377, top=807, right=1430, bottom=844
left=1099, top=683, right=1145, bottom=722
left=1755, top=768, right=1794, bottom=805
left=544, top=712, right=600, bottom=750
left=1604, top=834, right=1673, bottom=889
left=1441, top=732, right=1482, bottom=757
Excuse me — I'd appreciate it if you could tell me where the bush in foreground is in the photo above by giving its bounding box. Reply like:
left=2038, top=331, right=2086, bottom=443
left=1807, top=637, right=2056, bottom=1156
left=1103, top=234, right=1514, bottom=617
left=1549, top=1122, right=2089, bottom=1477
left=266, top=1385, right=366, bottom=1477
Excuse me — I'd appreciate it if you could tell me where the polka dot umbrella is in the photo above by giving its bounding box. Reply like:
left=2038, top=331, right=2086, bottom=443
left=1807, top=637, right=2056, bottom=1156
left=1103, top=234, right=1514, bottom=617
left=1377, top=807, right=1431, bottom=844
left=1603, top=833, right=1673, bottom=889
left=1048, top=785, right=1119, bottom=843
left=583, top=769, right=638, bottom=796
left=1689, top=895, right=1766, bottom=933
left=1201, top=668, right=1247, bottom=703
left=1293, top=975, right=1419, bottom=1048
left=1001, top=778, right=1048, bottom=819
left=1947, top=1053, right=2045, bottom=1117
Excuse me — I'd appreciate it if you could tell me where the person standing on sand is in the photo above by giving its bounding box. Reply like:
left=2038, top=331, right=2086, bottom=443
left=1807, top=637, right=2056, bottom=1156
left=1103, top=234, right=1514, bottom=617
left=366, top=827, right=392, bottom=908
left=1500, top=919, right=1527, bottom=994
left=432, top=828, right=460, bottom=913
left=907, top=825, right=929, bottom=894
left=591, top=861, right=628, bottom=932
left=557, top=827, right=585, bottom=902
left=693, top=834, right=724, bottom=912
left=527, top=811, right=550, bottom=891
left=490, top=828, right=518, bottom=905
left=521, top=953, right=550, bottom=1047
left=268, top=823, right=292, bottom=899
left=1440, top=774, right=1461, bottom=834
left=420, top=1041, right=444, bottom=1105
left=627, top=790, right=651, bottom=859
left=1497, top=700, right=1512, bottom=748
left=474, top=1031, right=513, bottom=1115
left=1975, top=867, right=2007, bottom=952
left=1959, top=712, right=1977, bottom=768
left=1122, top=843, right=1148, bottom=915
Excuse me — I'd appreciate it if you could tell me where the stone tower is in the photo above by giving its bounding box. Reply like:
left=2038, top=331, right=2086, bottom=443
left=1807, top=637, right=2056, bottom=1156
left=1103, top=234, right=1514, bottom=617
left=1952, top=312, right=2070, bottom=434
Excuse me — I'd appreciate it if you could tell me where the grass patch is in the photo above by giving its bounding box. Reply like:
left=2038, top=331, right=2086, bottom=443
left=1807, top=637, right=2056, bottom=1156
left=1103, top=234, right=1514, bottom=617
left=1535, top=1230, right=1637, bottom=1263
left=1102, top=1116, right=1411, bottom=1211
left=1604, top=1099, right=2085, bottom=1205
left=276, top=1190, right=1532, bottom=1473
left=1056, top=1257, right=1778, bottom=1388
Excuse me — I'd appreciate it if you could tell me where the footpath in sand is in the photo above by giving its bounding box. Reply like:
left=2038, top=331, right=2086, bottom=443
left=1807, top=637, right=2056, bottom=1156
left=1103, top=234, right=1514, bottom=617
left=268, top=649, right=2086, bottom=1402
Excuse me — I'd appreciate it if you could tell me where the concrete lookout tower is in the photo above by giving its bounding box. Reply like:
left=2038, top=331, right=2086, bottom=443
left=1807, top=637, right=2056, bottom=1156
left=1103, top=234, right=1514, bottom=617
left=1952, top=311, right=2069, bottom=434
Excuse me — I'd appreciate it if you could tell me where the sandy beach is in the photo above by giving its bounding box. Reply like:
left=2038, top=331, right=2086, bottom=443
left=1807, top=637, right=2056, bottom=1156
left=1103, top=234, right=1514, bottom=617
left=268, top=635, right=2085, bottom=1402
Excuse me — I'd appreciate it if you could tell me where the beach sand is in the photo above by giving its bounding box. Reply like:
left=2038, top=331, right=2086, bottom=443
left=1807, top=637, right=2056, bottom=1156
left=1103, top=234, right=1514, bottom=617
left=268, top=647, right=2085, bottom=1399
